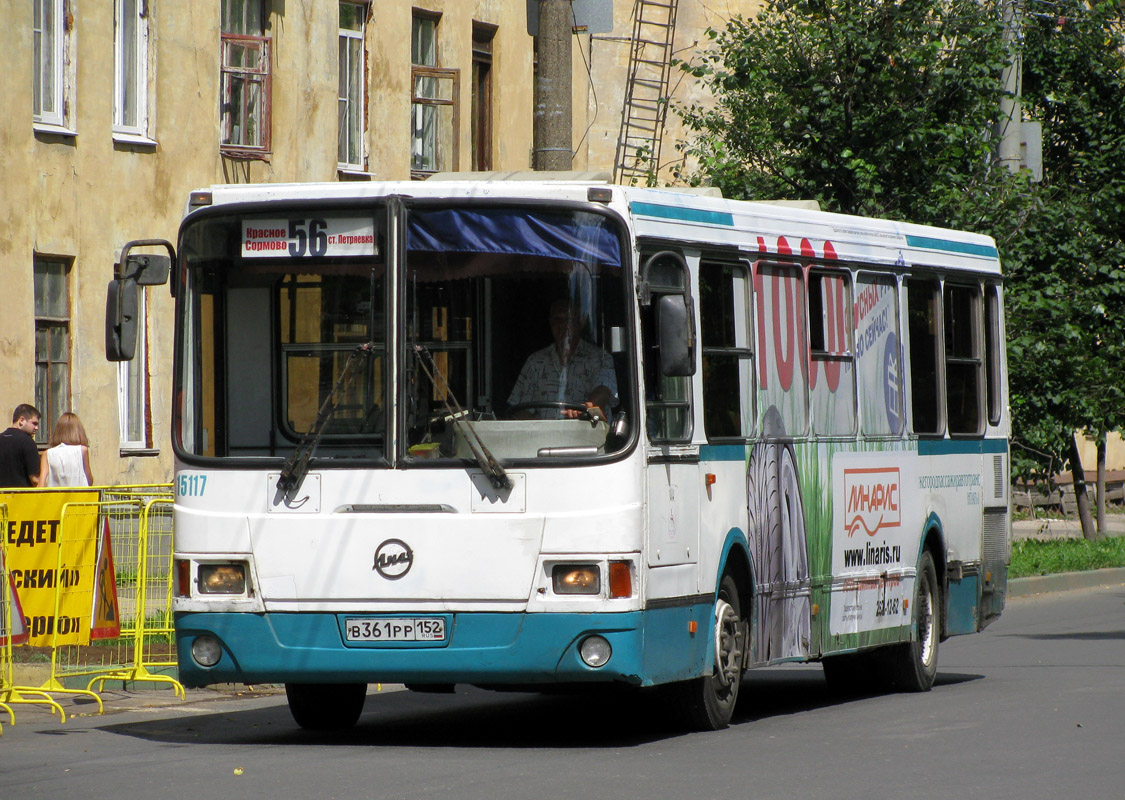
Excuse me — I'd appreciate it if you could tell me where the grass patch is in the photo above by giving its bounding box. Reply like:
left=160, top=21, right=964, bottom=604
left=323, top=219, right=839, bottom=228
left=1010, top=536, right=1125, bottom=578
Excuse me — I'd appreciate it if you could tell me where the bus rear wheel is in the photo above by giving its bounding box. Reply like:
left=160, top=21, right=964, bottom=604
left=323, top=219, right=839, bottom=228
left=887, top=550, right=940, bottom=692
left=285, top=683, right=367, bottom=730
left=670, top=574, right=747, bottom=731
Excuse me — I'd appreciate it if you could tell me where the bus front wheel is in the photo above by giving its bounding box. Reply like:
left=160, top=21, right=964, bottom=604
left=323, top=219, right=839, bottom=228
left=670, top=574, right=747, bottom=731
left=888, top=550, right=940, bottom=692
left=285, top=683, right=367, bottom=730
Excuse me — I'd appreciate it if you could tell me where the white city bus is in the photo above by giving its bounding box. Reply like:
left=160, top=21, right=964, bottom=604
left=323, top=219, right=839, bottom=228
left=111, top=179, right=1009, bottom=731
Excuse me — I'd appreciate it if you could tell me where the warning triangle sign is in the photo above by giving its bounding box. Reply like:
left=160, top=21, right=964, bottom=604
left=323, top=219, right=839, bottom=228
left=1, top=554, right=28, bottom=646
left=90, top=519, right=122, bottom=641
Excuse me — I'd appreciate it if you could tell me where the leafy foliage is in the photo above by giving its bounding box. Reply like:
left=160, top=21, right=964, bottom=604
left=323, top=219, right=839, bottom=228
left=677, top=0, right=1019, bottom=229
left=1005, top=0, right=1125, bottom=477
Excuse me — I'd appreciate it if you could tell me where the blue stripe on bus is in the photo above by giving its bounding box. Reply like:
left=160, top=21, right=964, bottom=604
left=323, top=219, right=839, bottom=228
left=918, top=439, right=1008, bottom=456
left=175, top=607, right=712, bottom=689
left=700, top=444, right=748, bottom=462
left=904, top=234, right=999, bottom=258
left=702, top=440, right=1005, bottom=458
left=630, top=202, right=735, bottom=227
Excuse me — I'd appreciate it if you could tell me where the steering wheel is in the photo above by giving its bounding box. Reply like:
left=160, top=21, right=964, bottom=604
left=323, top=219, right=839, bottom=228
left=507, top=401, right=593, bottom=421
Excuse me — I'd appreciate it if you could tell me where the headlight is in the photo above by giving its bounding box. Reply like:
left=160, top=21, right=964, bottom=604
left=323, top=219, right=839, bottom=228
left=579, top=635, right=612, bottom=668
left=191, top=635, right=223, bottom=667
left=552, top=564, right=600, bottom=595
left=198, top=563, right=247, bottom=594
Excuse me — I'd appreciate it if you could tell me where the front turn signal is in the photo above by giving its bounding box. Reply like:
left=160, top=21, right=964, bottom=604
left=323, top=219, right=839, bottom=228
left=608, top=561, right=632, bottom=599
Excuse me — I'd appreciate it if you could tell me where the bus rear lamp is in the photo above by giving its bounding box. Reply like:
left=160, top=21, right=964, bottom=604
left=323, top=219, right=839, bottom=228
left=608, top=561, right=632, bottom=598
left=191, top=635, right=222, bottom=667
left=579, top=635, right=612, bottom=668
left=199, top=563, right=247, bottom=595
left=175, top=559, right=191, bottom=598
left=552, top=564, right=600, bottom=595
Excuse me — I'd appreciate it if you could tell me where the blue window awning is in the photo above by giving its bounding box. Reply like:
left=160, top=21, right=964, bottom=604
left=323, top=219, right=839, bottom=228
left=407, top=208, right=621, bottom=268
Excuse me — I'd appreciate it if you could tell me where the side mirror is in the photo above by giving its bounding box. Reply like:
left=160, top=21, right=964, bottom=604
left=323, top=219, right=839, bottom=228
left=106, top=278, right=139, bottom=361
left=124, top=253, right=171, bottom=286
left=657, top=294, right=695, bottom=377
left=116, top=239, right=174, bottom=294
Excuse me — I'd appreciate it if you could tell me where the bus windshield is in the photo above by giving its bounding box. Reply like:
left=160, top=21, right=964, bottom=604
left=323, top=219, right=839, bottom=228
left=175, top=202, right=633, bottom=465
left=402, top=204, right=632, bottom=462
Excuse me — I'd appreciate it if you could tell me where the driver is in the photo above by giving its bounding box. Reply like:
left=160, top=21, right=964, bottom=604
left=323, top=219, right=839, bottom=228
left=507, top=299, right=618, bottom=419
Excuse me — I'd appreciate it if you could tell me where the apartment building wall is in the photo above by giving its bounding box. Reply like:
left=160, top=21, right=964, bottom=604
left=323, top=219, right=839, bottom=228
left=1, top=1, right=748, bottom=486
left=0, top=2, right=540, bottom=486
left=577, top=0, right=762, bottom=181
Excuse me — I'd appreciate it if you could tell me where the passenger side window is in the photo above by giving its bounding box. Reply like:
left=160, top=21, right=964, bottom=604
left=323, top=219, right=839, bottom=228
left=906, top=278, right=943, bottom=435
left=809, top=268, right=856, bottom=437
left=854, top=273, right=904, bottom=437
left=753, top=262, right=808, bottom=438
left=944, top=283, right=984, bottom=435
left=984, top=284, right=1004, bottom=427
left=700, top=261, right=754, bottom=440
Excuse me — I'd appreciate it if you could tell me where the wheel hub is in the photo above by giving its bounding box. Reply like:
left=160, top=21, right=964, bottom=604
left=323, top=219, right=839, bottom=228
left=713, top=599, right=745, bottom=687
left=918, top=577, right=936, bottom=666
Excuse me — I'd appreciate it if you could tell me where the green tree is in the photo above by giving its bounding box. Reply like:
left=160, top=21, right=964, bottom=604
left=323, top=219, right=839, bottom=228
left=1006, top=0, right=1125, bottom=534
left=676, top=0, right=1023, bottom=231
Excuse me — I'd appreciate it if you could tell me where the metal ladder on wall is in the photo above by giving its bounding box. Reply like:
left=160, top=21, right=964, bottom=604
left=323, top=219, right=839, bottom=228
left=612, top=0, right=680, bottom=186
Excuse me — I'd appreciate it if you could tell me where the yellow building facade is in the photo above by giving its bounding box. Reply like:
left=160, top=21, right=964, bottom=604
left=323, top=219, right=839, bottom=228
left=0, top=0, right=759, bottom=485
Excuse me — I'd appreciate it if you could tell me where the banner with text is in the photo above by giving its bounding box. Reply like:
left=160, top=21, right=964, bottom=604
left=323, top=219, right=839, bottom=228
left=2, top=491, right=101, bottom=646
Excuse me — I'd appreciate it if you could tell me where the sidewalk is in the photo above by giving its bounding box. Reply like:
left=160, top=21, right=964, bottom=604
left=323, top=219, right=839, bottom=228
left=1012, top=514, right=1125, bottom=540
left=3, top=662, right=286, bottom=721
left=1008, top=566, right=1125, bottom=598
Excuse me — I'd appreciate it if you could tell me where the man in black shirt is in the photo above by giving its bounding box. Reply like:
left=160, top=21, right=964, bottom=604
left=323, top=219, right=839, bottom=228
left=0, top=404, right=42, bottom=487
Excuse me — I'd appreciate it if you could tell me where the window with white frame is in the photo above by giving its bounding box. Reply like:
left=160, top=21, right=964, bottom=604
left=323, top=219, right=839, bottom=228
left=221, top=0, right=271, bottom=156
left=338, top=2, right=367, bottom=170
left=118, top=291, right=151, bottom=449
left=114, top=0, right=150, bottom=139
left=411, top=12, right=459, bottom=178
left=33, top=0, right=70, bottom=130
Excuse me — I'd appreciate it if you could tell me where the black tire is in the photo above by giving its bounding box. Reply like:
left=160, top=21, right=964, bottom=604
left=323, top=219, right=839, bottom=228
left=887, top=550, right=940, bottom=692
left=669, top=574, right=748, bottom=731
left=285, top=683, right=367, bottom=731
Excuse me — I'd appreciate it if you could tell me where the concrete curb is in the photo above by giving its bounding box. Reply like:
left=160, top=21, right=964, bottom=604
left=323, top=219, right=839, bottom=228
left=1008, top=567, right=1125, bottom=598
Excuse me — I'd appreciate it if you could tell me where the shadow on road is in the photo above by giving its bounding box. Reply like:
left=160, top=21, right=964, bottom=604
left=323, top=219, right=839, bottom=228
left=99, top=667, right=984, bottom=748
left=736, top=666, right=983, bottom=724
left=998, top=630, right=1125, bottom=641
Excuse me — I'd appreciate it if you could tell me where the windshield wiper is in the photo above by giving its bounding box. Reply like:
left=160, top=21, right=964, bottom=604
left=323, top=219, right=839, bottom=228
left=412, top=344, right=512, bottom=491
left=276, top=342, right=378, bottom=498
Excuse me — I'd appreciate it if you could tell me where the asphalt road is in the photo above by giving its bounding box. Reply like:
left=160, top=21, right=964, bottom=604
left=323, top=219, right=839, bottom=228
left=2, top=584, right=1123, bottom=800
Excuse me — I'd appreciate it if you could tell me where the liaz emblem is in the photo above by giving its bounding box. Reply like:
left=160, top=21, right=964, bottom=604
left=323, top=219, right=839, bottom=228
left=373, top=539, right=414, bottom=580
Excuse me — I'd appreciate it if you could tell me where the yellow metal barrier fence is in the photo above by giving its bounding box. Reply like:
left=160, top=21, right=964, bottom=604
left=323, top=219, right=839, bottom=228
left=1, top=502, right=65, bottom=725
left=47, top=486, right=184, bottom=700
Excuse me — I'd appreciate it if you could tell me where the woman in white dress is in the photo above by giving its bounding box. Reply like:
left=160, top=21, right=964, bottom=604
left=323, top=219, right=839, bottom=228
left=38, top=412, right=94, bottom=487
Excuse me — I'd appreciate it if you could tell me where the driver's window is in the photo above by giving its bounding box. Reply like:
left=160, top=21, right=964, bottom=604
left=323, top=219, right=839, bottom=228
left=402, top=205, right=631, bottom=461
